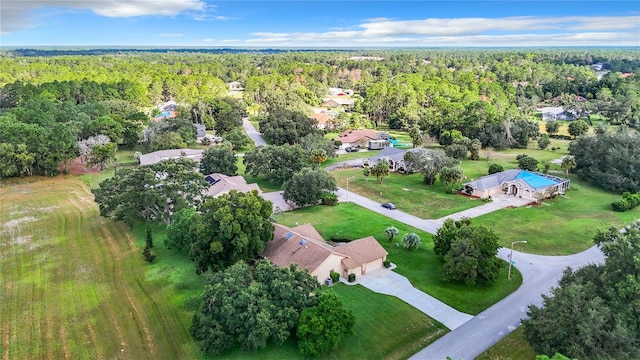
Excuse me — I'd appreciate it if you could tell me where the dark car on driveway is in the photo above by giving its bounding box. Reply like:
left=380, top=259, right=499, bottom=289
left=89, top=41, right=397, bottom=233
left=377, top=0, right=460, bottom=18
left=381, top=202, right=396, bottom=210
left=345, top=146, right=359, bottom=153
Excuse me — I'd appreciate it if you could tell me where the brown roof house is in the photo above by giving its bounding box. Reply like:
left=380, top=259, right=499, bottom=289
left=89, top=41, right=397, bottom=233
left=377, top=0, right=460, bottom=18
left=262, top=223, right=388, bottom=284
left=203, top=173, right=262, bottom=198
left=334, top=129, right=379, bottom=149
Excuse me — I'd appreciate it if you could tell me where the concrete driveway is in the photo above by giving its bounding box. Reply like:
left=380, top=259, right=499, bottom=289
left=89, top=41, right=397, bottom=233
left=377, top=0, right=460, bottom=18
left=347, top=266, right=474, bottom=330
left=261, top=191, right=293, bottom=212
left=334, top=185, right=609, bottom=359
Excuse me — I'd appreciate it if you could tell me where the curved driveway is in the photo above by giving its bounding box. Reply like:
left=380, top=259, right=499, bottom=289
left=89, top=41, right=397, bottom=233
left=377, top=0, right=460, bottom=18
left=334, top=186, right=606, bottom=360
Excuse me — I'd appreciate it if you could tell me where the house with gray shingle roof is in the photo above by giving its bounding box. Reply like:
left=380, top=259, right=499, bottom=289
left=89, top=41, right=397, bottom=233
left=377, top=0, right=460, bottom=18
left=462, top=169, right=570, bottom=200
left=363, top=147, right=428, bottom=172
left=138, top=149, right=204, bottom=166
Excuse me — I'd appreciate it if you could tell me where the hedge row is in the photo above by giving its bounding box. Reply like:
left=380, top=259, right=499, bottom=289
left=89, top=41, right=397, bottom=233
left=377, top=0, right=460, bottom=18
left=612, top=192, right=640, bottom=212
left=549, top=134, right=573, bottom=140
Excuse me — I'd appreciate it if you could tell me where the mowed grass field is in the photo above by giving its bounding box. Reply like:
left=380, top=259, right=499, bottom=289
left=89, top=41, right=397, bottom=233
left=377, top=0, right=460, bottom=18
left=0, top=176, right=199, bottom=359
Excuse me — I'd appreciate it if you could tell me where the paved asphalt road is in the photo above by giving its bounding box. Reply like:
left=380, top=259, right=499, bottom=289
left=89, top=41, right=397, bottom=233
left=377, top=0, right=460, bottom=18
left=242, top=117, right=267, bottom=147
left=411, top=246, right=604, bottom=360
left=334, top=186, right=606, bottom=360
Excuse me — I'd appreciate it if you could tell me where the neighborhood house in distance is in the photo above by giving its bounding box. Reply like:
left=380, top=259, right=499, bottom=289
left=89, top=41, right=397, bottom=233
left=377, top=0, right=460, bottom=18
left=463, top=169, right=570, bottom=200
left=363, top=147, right=427, bottom=172
left=138, top=148, right=204, bottom=166
left=262, top=223, right=389, bottom=284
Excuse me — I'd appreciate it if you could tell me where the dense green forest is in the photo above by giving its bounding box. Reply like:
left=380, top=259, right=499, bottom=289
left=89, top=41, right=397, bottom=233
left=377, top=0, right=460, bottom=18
left=1, top=48, right=639, bottom=188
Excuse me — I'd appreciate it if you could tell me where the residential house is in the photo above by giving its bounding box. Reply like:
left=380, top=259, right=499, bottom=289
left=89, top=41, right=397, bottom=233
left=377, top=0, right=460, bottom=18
left=328, top=87, right=343, bottom=96
left=194, top=124, right=206, bottom=141
left=462, top=169, right=570, bottom=200
left=312, top=112, right=330, bottom=130
left=540, top=107, right=575, bottom=121
left=203, top=173, right=261, bottom=198
left=333, top=129, right=379, bottom=149
left=138, top=149, right=204, bottom=166
left=363, top=147, right=427, bottom=172
left=323, top=98, right=355, bottom=109
left=261, top=223, right=388, bottom=284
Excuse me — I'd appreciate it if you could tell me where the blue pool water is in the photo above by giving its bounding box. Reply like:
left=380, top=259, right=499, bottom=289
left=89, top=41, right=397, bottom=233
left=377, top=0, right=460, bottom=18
left=515, top=171, right=558, bottom=189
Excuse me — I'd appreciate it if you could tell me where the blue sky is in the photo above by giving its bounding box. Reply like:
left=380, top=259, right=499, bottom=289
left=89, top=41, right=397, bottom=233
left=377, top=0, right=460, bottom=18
left=1, top=1, right=639, bottom=47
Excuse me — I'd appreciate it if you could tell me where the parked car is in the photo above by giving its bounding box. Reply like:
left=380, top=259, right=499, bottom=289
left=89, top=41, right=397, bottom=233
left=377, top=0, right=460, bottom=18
left=345, top=146, right=359, bottom=153
left=381, top=202, right=396, bottom=210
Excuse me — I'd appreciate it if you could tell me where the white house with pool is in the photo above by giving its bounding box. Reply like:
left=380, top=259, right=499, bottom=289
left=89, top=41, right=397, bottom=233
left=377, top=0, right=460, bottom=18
left=462, top=169, right=570, bottom=200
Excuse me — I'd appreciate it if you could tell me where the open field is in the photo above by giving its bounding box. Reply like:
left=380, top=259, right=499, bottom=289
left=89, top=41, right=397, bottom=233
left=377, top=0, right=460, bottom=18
left=0, top=176, right=198, bottom=359
left=0, top=175, right=448, bottom=360
left=277, top=203, right=522, bottom=315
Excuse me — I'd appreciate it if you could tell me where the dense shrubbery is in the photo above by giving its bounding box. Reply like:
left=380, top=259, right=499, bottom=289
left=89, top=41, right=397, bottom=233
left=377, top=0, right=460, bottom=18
left=611, top=192, right=640, bottom=212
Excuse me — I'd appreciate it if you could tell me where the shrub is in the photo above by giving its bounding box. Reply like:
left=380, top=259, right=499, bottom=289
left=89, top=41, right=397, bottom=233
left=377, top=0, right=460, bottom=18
left=383, top=259, right=391, bottom=268
left=612, top=192, right=640, bottom=212
left=321, top=192, right=338, bottom=206
left=348, top=273, right=356, bottom=282
left=488, top=163, right=504, bottom=175
left=330, top=271, right=340, bottom=283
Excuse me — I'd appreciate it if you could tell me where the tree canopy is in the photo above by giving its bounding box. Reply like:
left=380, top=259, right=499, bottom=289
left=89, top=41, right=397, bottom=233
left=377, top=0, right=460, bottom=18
left=199, top=146, right=238, bottom=176
left=283, top=168, right=337, bottom=207
left=188, top=190, right=274, bottom=274
left=569, top=128, right=640, bottom=192
left=297, top=290, right=355, bottom=356
left=523, top=225, right=640, bottom=359
left=243, top=144, right=309, bottom=185
left=190, top=260, right=320, bottom=356
left=92, top=158, right=208, bottom=226
left=259, top=108, right=318, bottom=145
left=434, top=218, right=502, bottom=285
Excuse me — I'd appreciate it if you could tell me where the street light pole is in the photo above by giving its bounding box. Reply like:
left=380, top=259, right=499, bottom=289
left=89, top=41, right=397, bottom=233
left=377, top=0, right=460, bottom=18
left=508, top=240, right=527, bottom=280
left=346, top=176, right=355, bottom=203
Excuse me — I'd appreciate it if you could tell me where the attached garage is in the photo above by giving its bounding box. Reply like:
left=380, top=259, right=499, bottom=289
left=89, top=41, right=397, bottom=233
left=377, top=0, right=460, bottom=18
left=336, top=237, right=388, bottom=276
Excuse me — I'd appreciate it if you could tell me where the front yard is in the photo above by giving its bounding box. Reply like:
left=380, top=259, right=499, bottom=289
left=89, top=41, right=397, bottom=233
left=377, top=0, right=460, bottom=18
left=332, top=169, right=484, bottom=219
left=277, top=203, right=522, bottom=315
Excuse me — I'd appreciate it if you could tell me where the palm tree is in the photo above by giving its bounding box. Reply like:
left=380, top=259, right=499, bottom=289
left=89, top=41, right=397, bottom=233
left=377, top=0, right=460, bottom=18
left=561, top=155, right=576, bottom=176
left=384, top=226, right=399, bottom=242
left=402, top=233, right=422, bottom=251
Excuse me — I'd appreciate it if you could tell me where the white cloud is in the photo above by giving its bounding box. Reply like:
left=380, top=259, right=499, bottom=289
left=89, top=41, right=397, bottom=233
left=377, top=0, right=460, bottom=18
left=160, top=33, right=183, bottom=37
left=238, top=15, right=640, bottom=47
left=1, top=0, right=206, bottom=34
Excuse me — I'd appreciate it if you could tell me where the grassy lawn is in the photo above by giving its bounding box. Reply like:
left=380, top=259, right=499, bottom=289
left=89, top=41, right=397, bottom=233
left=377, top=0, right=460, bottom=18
left=329, top=140, right=638, bottom=255
left=324, top=150, right=378, bottom=167
left=277, top=203, right=522, bottom=315
left=476, top=327, right=537, bottom=360
left=235, top=156, right=283, bottom=192
left=331, top=169, right=484, bottom=219
left=0, top=176, right=199, bottom=359
left=473, top=176, right=640, bottom=255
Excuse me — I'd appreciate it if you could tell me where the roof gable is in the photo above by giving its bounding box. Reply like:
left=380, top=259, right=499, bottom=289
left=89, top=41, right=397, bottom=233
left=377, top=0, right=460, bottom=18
left=336, top=237, right=388, bottom=270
